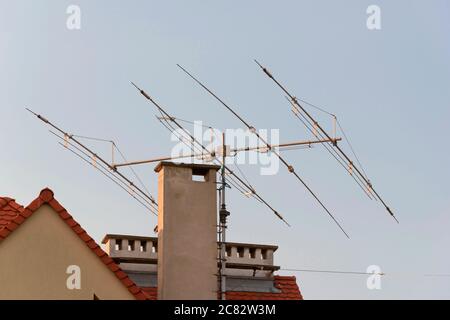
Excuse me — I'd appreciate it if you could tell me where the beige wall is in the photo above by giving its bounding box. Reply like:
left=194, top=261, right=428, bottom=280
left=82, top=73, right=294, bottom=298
left=0, top=204, right=135, bottom=300
left=156, top=163, right=218, bottom=300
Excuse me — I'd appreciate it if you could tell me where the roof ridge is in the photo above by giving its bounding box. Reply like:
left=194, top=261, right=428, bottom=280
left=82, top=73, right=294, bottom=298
left=0, top=188, right=149, bottom=300
left=0, top=197, right=23, bottom=210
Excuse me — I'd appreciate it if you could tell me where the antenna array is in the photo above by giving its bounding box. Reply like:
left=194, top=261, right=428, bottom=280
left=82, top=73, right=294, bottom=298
left=27, top=60, right=397, bottom=300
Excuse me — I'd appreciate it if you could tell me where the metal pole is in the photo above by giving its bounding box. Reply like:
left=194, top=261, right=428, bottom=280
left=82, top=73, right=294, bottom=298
left=112, top=138, right=341, bottom=168
left=219, top=132, right=229, bottom=300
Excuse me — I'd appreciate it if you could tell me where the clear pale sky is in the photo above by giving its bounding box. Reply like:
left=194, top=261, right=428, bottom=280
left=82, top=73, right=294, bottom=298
left=1, top=1, right=449, bottom=299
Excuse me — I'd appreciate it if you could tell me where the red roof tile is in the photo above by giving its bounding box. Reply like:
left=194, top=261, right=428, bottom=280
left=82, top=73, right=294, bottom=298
left=140, top=275, right=303, bottom=300
left=0, top=197, right=24, bottom=229
left=0, top=188, right=150, bottom=300
left=141, top=287, right=158, bottom=300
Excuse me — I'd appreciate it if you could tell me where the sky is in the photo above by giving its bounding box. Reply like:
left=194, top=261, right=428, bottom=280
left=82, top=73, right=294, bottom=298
left=1, top=0, right=450, bottom=299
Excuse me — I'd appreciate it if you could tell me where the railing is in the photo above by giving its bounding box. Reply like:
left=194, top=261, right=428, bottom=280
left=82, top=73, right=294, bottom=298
left=224, top=242, right=277, bottom=269
left=102, top=234, right=158, bottom=262
left=102, top=235, right=279, bottom=273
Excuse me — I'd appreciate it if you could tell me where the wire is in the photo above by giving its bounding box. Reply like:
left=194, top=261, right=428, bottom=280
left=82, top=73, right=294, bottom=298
left=336, top=119, right=369, bottom=180
left=71, top=134, right=113, bottom=144
left=170, top=116, right=215, bottom=129
left=114, top=144, right=155, bottom=202
left=295, top=97, right=336, bottom=117
left=281, top=268, right=385, bottom=276
left=232, top=161, right=255, bottom=191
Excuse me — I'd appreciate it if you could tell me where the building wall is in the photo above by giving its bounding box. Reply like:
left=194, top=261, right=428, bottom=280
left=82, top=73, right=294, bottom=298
left=0, top=205, right=135, bottom=300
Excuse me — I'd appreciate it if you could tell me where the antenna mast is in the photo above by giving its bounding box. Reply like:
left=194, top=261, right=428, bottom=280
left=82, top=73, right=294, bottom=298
left=218, top=132, right=230, bottom=300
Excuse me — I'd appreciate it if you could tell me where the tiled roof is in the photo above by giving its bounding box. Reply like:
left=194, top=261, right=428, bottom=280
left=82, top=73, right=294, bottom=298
left=141, top=276, right=303, bottom=300
left=0, top=197, right=24, bottom=229
left=0, top=188, right=149, bottom=300
left=226, top=276, right=303, bottom=300
left=141, top=287, right=158, bottom=300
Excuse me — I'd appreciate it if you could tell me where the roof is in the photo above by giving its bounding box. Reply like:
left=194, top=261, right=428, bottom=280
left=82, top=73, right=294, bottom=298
left=140, top=276, right=303, bottom=300
left=226, top=276, right=303, bottom=300
left=0, top=197, right=24, bottom=229
left=0, top=188, right=150, bottom=300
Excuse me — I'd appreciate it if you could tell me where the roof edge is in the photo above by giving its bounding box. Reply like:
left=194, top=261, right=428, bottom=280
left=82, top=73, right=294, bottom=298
left=0, top=188, right=150, bottom=300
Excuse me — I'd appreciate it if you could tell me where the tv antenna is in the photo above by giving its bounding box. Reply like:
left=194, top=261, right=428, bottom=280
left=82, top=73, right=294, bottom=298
left=26, top=60, right=397, bottom=300
left=25, top=108, right=158, bottom=216
left=124, top=81, right=345, bottom=299
left=253, top=60, right=398, bottom=223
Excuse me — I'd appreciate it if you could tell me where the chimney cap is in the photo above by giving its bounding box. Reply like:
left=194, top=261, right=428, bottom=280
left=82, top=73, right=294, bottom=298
left=154, top=161, right=221, bottom=173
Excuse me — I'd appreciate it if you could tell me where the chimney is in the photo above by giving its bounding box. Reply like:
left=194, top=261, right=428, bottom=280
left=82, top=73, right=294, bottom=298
left=154, top=161, right=220, bottom=300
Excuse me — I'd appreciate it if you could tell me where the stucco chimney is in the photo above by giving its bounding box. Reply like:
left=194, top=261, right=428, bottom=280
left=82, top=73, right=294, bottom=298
left=154, top=161, right=220, bottom=300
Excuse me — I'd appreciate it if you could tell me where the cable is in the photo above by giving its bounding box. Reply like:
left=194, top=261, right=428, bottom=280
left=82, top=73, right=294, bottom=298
left=71, top=134, right=113, bottom=144
left=114, top=143, right=155, bottom=202
left=336, top=119, right=369, bottom=180
left=281, top=268, right=385, bottom=276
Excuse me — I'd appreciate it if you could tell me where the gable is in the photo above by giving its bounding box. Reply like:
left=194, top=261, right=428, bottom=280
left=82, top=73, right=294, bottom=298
left=0, top=189, right=148, bottom=300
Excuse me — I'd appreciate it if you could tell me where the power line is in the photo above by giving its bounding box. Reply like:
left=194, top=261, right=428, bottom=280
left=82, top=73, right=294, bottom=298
left=283, top=268, right=450, bottom=278
left=281, top=268, right=385, bottom=276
